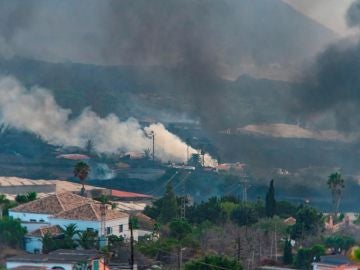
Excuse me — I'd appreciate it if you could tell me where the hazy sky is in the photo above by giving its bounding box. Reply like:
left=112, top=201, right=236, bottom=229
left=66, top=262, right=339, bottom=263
left=283, top=0, right=355, bottom=35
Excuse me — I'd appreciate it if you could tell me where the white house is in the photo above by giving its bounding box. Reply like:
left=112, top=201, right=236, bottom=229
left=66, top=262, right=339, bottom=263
left=9, top=191, right=133, bottom=252
left=49, top=202, right=130, bottom=239
left=9, top=192, right=92, bottom=231
left=24, top=225, right=62, bottom=254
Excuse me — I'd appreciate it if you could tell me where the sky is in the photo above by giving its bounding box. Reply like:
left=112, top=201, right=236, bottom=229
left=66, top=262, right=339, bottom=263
left=283, top=0, right=355, bottom=35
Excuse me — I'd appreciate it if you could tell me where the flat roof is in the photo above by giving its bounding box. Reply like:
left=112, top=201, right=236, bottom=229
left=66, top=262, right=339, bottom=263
left=0, top=177, right=55, bottom=187
left=7, top=250, right=102, bottom=264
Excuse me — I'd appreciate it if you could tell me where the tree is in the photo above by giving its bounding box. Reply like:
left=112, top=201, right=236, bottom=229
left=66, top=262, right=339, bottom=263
left=230, top=203, right=259, bottom=226
left=73, top=161, right=90, bottom=195
left=0, top=217, right=27, bottom=248
left=276, top=201, right=297, bottom=218
left=27, top=192, right=37, bottom=201
left=61, top=223, right=79, bottom=249
left=187, top=197, right=222, bottom=224
left=85, top=139, right=94, bottom=154
left=77, top=229, right=98, bottom=249
left=291, top=205, right=323, bottom=239
left=185, top=255, right=243, bottom=270
left=169, top=219, right=192, bottom=242
left=294, top=248, right=312, bottom=270
left=327, top=172, right=345, bottom=218
left=0, top=194, right=10, bottom=218
left=159, top=182, right=178, bottom=223
left=42, top=232, right=58, bottom=253
left=107, top=235, right=124, bottom=257
left=283, top=239, right=293, bottom=265
left=325, top=235, right=355, bottom=253
left=311, top=244, right=325, bottom=262
left=15, top=194, right=29, bottom=204
left=265, top=179, right=276, bottom=217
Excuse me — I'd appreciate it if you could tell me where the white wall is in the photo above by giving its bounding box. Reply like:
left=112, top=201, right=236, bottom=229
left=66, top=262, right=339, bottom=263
left=9, top=211, right=51, bottom=222
left=49, top=216, right=131, bottom=239
left=25, top=236, right=43, bottom=254
left=49, top=218, right=101, bottom=235
left=7, top=261, right=72, bottom=270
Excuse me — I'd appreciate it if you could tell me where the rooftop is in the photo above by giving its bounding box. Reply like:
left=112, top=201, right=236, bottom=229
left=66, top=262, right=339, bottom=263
left=7, top=249, right=102, bottom=264
left=26, top=225, right=62, bottom=238
left=11, top=192, right=93, bottom=214
left=319, top=255, right=352, bottom=265
left=9, top=266, right=47, bottom=270
left=52, top=203, right=128, bottom=221
left=111, top=189, right=153, bottom=199
left=0, top=177, right=54, bottom=187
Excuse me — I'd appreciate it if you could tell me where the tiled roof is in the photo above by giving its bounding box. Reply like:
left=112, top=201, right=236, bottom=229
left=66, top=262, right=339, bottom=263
left=11, top=192, right=93, bottom=214
left=52, top=203, right=128, bottom=221
left=111, top=189, right=153, bottom=199
left=26, top=225, right=62, bottom=237
left=134, top=213, right=155, bottom=231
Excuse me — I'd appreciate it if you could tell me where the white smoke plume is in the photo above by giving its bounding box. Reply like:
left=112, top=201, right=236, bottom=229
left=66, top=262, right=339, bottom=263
left=0, top=76, right=217, bottom=166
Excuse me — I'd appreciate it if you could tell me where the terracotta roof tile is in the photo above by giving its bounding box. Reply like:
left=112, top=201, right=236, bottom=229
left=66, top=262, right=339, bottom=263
left=26, top=225, right=62, bottom=237
left=111, top=189, right=153, bottom=199
left=11, top=192, right=93, bottom=214
left=52, top=203, right=128, bottom=221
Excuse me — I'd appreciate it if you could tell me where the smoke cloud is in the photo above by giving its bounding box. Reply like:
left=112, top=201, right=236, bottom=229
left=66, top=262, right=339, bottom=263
left=0, top=76, right=216, bottom=166
left=293, top=1, right=360, bottom=134
left=347, top=0, right=360, bottom=28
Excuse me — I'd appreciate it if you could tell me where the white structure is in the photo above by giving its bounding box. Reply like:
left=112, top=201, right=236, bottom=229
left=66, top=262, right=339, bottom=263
left=25, top=225, right=62, bottom=254
left=9, top=192, right=133, bottom=248
left=6, top=249, right=106, bottom=270
left=9, top=192, right=92, bottom=231
left=49, top=202, right=130, bottom=239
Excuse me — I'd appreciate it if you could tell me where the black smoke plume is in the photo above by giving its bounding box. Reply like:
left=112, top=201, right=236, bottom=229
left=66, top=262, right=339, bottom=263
left=293, top=0, right=360, bottom=133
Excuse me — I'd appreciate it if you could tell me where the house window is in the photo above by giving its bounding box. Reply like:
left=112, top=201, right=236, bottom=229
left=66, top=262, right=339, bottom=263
left=30, top=219, right=37, bottom=222
left=87, top=228, right=94, bottom=232
left=119, top=224, right=123, bottom=233
left=106, top=227, right=112, bottom=235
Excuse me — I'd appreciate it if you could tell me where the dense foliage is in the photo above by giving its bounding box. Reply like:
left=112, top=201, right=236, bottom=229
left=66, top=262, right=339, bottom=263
left=185, top=255, right=243, bottom=270
left=0, top=217, right=27, bottom=248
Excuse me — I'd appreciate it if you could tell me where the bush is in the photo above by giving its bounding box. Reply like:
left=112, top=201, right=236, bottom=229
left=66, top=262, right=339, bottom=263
left=185, top=255, right=243, bottom=270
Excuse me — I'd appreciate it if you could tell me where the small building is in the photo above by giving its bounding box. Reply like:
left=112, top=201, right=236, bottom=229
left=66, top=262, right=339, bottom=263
left=283, top=217, right=296, bottom=226
left=9, top=192, right=134, bottom=246
left=49, top=202, right=130, bottom=239
left=24, top=225, right=62, bottom=254
left=6, top=249, right=107, bottom=270
left=312, top=255, right=359, bottom=270
left=9, top=192, right=92, bottom=231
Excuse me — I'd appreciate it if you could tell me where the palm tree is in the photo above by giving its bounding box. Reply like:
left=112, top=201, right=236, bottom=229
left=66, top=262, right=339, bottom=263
left=73, top=161, right=90, bottom=195
left=77, top=229, right=97, bottom=249
left=327, top=172, right=345, bottom=218
left=61, top=223, right=79, bottom=249
left=0, top=194, right=9, bottom=218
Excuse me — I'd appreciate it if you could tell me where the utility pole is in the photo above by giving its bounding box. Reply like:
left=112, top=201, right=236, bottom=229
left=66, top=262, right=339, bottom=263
left=151, top=131, right=155, bottom=161
left=180, top=172, right=191, bottom=220
left=240, top=175, right=250, bottom=202
left=129, top=220, right=134, bottom=270
left=100, top=203, right=106, bottom=237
